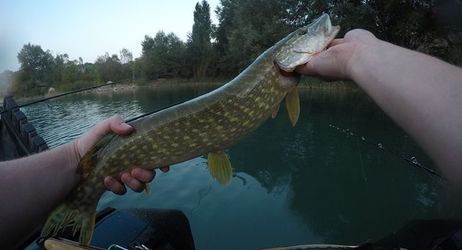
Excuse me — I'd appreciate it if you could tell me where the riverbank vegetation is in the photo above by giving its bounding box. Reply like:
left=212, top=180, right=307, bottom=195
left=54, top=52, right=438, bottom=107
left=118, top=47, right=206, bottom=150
left=3, top=0, right=461, bottom=97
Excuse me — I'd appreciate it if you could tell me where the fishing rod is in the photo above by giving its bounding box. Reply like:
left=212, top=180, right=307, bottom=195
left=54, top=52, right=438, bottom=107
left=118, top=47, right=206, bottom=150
left=125, top=100, right=185, bottom=123
left=1, top=79, right=185, bottom=125
left=328, top=124, right=446, bottom=181
left=0, top=82, right=119, bottom=120
left=19, top=82, right=116, bottom=108
left=2, top=80, right=186, bottom=124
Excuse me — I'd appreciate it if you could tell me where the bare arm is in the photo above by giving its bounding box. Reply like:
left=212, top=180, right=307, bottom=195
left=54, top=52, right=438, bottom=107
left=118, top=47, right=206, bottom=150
left=297, top=29, right=462, bottom=184
left=0, top=116, right=168, bottom=248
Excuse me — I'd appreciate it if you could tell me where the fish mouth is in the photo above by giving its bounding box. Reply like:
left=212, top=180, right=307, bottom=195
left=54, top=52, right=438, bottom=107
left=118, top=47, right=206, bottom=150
left=274, top=61, right=299, bottom=78
left=311, top=13, right=338, bottom=37
left=274, top=14, right=339, bottom=73
left=278, top=66, right=299, bottom=78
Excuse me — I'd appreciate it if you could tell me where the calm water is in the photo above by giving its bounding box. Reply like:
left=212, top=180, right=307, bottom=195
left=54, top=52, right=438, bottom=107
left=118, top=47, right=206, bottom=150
left=23, top=84, right=461, bottom=249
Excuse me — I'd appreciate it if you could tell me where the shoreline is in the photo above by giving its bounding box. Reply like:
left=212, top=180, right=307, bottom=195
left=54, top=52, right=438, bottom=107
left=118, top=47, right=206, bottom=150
left=7, top=80, right=225, bottom=105
left=4, top=79, right=359, bottom=106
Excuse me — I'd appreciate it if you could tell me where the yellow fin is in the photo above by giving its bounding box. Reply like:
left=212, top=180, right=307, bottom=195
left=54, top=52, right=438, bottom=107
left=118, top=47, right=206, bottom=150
left=41, top=199, right=97, bottom=246
left=144, top=183, right=151, bottom=194
left=271, top=104, right=280, bottom=119
left=285, top=87, right=300, bottom=126
left=208, top=152, right=233, bottom=185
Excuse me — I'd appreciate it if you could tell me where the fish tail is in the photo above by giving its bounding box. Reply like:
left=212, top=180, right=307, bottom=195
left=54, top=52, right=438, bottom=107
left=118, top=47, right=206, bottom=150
left=41, top=142, right=102, bottom=245
left=41, top=198, right=97, bottom=245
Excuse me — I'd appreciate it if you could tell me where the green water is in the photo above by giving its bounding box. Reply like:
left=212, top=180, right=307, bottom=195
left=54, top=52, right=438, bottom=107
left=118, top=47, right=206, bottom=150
left=23, top=85, right=461, bottom=249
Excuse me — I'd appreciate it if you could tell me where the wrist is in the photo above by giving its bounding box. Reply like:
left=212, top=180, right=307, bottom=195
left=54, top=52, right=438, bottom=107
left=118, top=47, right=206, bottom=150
left=347, top=37, right=383, bottom=83
left=62, top=140, right=81, bottom=176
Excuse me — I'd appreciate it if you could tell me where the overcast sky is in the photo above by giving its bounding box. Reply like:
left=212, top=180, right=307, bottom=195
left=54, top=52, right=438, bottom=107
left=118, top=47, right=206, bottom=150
left=0, top=0, right=220, bottom=72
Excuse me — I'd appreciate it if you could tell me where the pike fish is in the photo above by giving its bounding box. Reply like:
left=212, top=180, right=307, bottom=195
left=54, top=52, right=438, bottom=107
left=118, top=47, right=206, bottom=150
left=42, top=14, right=339, bottom=245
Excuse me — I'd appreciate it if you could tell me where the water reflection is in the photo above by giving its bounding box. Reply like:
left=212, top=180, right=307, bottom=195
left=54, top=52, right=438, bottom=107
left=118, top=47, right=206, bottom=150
left=231, top=87, right=454, bottom=244
left=21, top=85, right=462, bottom=249
left=23, top=84, right=217, bottom=148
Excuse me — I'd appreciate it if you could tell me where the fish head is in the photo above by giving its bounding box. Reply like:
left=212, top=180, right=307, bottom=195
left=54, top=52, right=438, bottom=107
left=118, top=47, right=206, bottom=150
left=274, top=13, right=340, bottom=89
left=271, top=14, right=339, bottom=127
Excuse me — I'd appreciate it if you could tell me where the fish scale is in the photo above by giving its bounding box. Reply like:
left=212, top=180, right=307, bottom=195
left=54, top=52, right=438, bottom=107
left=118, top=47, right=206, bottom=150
left=42, top=13, right=339, bottom=245
left=102, top=68, right=287, bottom=173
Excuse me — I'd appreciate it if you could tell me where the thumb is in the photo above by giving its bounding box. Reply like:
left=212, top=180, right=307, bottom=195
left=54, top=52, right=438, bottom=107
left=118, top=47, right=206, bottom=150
left=76, top=115, right=133, bottom=158
left=296, top=46, right=351, bottom=80
left=295, top=50, right=330, bottom=76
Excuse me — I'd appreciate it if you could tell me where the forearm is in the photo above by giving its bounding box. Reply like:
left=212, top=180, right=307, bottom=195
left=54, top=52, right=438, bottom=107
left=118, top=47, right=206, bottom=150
left=0, top=143, right=80, bottom=247
left=0, top=115, right=158, bottom=248
left=351, top=40, right=462, bottom=182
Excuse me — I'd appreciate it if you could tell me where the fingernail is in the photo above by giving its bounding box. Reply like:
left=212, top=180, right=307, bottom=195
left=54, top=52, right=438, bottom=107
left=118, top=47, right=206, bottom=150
left=105, top=177, right=114, bottom=186
left=121, top=123, right=132, bottom=129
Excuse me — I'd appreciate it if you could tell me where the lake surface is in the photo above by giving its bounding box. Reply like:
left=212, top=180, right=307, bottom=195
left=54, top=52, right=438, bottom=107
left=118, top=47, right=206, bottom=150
left=23, top=84, right=461, bottom=249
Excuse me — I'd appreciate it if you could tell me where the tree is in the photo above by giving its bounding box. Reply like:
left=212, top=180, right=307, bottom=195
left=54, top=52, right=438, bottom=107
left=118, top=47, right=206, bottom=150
left=214, top=0, right=239, bottom=76
left=120, top=48, right=133, bottom=64
left=17, top=43, right=54, bottom=89
left=141, top=31, right=188, bottom=80
left=95, top=53, right=123, bottom=82
left=52, top=54, right=66, bottom=84
left=120, top=48, right=135, bottom=82
left=214, top=0, right=290, bottom=76
left=62, top=59, right=80, bottom=84
left=188, top=0, right=215, bottom=79
left=81, top=63, right=99, bottom=83
left=212, top=0, right=452, bottom=78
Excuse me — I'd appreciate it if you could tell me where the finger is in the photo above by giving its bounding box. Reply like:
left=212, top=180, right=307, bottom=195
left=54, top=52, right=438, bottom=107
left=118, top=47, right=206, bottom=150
left=344, top=29, right=376, bottom=42
left=295, top=57, right=319, bottom=75
left=92, top=115, right=133, bottom=139
left=160, top=166, right=170, bottom=172
left=297, top=46, right=350, bottom=80
left=108, top=116, right=133, bottom=136
left=121, top=172, right=144, bottom=192
left=131, top=168, right=155, bottom=183
left=104, top=176, right=127, bottom=195
left=327, top=38, right=344, bottom=48
left=77, top=116, right=133, bottom=156
left=295, top=48, right=333, bottom=75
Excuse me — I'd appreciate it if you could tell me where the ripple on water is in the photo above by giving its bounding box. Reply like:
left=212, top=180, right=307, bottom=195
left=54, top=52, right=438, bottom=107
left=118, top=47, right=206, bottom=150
left=19, top=88, right=462, bottom=250
left=22, top=96, right=144, bottom=148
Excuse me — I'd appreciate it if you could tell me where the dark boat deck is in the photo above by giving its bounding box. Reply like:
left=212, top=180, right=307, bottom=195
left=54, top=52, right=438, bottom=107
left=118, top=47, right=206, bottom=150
left=0, top=96, right=48, bottom=161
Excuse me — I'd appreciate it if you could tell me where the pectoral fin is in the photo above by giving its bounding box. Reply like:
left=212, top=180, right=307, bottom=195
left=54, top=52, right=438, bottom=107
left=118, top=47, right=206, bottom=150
left=285, top=87, right=300, bottom=126
left=271, top=104, right=280, bottom=119
left=208, top=152, right=233, bottom=185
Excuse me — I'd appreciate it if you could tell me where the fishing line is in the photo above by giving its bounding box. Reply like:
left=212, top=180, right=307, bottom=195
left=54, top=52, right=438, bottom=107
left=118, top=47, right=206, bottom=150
left=328, top=124, right=446, bottom=181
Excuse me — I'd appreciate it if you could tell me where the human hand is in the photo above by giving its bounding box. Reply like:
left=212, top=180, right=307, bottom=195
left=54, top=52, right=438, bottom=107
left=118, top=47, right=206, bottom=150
left=71, top=115, right=169, bottom=195
left=296, top=29, right=378, bottom=80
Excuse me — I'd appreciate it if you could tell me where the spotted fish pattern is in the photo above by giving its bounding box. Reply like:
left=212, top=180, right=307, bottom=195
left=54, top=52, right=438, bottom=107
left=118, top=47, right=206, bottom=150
left=42, top=13, right=340, bottom=245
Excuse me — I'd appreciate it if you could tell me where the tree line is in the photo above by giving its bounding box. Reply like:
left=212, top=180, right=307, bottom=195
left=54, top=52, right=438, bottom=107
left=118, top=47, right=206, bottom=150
left=7, top=0, right=461, bottom=96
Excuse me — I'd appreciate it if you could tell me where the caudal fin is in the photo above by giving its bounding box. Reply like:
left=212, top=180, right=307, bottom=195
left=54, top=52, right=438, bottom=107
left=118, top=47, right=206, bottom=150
left=41, top=134, right=113, bottom=245
left=41, top=200, right=97, bottom=245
